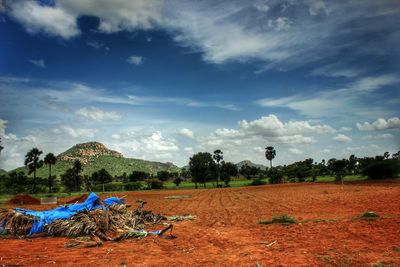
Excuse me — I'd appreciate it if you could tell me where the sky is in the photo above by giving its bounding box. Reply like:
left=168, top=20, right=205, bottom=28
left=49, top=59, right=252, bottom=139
left=0, top=0, right=399, bottom=170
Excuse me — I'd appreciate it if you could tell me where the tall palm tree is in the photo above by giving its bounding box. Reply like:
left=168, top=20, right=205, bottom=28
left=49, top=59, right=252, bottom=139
left=44, top=153, right=57, bottom=193
left=213, top=149, right=223, bottom=187
left=265, top=146, right=276, bottom=168
left=24, top=148, right=43, bottom=193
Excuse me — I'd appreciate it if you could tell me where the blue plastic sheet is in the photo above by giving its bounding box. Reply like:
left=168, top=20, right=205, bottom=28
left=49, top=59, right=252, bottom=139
left=13, top=192, right=124, bottom=235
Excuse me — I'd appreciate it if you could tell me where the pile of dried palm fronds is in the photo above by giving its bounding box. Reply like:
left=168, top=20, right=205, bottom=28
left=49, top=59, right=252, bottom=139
left=0, top=209, right=34, bottom=235
left=0, top=201, right=170, bottom=245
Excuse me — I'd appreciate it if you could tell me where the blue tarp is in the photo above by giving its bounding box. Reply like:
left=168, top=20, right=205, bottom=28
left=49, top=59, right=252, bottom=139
left=13, top=192, right=124, bottom=235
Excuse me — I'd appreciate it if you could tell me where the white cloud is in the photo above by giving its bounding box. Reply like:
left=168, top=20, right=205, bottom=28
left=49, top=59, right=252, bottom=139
left=126, top=55, right=144, bottom=65
left=289, top=148, right=303, bottom=155
left=254, top=2, right=269, bottom=12
left=0, top=119, right=7, bottom=135
left=53, top=125, right=97, bottom=138
left=184, top=147, right=193, bottom=153
left=339, top=127, right=352, bottom=132
left=363, top=133, right=394, bottom=140
left=6, top=0, right=399, bottom=72
left=86, top=40, right=109, bottom=51
left=29, top=59, right=46, bottom=68
left=333, top=134, right=352, bottom=143
left=269, top=17, right=292, bottom=31
left=142, top=131, right=179, bottom=152
left=75, top=107, right=121, bottom=122
left=9, top=1, right=79, bottom=39
left=311, top=63, right=364, bottom=78
left=178, top=128, right=194, bottom=138
left=256, top=74, right=400, bottom=117
left=111, top=134, right=121, bottom=140
left=357, top=117, right=400, bottom=131
left=321, top=148, right=330, bottom=154
left=347, top=74, right=400, bottom=92
left=206, top=114, right=334, bottom=148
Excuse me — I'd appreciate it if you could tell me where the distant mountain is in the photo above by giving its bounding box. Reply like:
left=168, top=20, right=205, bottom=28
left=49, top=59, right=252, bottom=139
left=11, top=141, right=180, bottom=177
left=236, top=160, right=267, bottom=170
left=0, top=169, right=7, bottom=176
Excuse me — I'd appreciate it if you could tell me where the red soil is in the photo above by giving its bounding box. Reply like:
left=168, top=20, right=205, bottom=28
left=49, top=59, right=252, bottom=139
left=1, top=181, right=400, bottom=266
left=5, top=194, right=40, bottom=205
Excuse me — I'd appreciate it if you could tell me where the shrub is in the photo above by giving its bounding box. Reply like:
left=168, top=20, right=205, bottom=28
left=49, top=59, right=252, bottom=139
left=146, top=179, right=164, bottom=190
left=250, top=178, right=266, bottom=186
left=360, top=211, right=379, bottom=220
left=362, top=159, right=400, bottom=180
left=269, top=169, right=284, bottom=184
left=124, top=182, right=144, bottom=191
left=258, top=214, right=297, bottom=225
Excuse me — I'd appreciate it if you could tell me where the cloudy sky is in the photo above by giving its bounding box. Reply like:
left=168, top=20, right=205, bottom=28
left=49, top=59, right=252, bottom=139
left=0, top=0, right=399, bottom=170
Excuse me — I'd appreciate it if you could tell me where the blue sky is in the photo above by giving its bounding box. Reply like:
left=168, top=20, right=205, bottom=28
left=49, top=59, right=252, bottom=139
left=0, top=0, right=399, bottom=170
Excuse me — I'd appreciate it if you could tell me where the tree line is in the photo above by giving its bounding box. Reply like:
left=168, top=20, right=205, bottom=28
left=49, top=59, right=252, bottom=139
left=0, top=146, right=399, bottom=194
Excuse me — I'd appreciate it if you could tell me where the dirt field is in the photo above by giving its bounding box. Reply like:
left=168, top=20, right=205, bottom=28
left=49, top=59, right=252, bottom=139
left=1, top=181, right=400, bottom=266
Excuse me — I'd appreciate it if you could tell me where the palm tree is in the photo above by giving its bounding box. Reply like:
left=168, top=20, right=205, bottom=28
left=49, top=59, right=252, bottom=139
left=24, top=148, right=43, bottom=193
left=44, top=153, right=57, bottom=193
left=0, top=137, right=4, bottom=154
left=265, top=146, right=276, bottom=168
left=213, top=149, right=223, bottom=187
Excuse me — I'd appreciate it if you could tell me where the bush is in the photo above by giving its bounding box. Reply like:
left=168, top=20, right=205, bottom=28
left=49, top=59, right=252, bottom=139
left=146, top=179, right=164, bottom=190
left=124, top=182, right=144, bottom=191
left=360, top=211, right=379, bottom=220
left=269, top=169, right=284, bottom=184
left=250, top=178, right=266, bottom=186
left=362, top=159, right=400, bottom=180
left=258, top=215, right=297, bottom=225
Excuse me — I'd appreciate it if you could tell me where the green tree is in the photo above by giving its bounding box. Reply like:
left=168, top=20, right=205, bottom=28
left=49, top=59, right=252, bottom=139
left=61, top=160, right=83, bottom=192
left=157, top=171, right=171, bottom=182
left=173, top=177, right=183, bottom=188
left=265, top=146, right=276, bottom=168
left=92, top=168, right=113, bottom=192
left=213, top=149, right=223, bottom=187
left=44, top=152, right=57, bottom=193
left=189, top=152, right=216, bottom=188
left=24, top=148, right=43, bottom=193
left=129, top=171, right=149, bottom=182
left=327, top=158, right=348, bottom=183
left=220, top=161, right=238, bottom=186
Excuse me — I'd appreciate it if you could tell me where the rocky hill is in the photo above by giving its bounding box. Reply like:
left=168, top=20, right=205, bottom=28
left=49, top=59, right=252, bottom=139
left=236, top=160, right=267, bottom=170
left=12, top=141, right=181, bottom=177
left=57, top=142, right=124, bottom=164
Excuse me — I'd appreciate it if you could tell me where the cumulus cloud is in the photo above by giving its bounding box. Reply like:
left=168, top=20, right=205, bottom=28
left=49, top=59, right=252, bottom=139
left=178, top=128, right=194, bottom=138
left=206, top=114, right=335, bottom=147
left=333, top=134, right=352, bottom=143
left=126, top=55, right=144, bottom=65
left=29, top=59, right=46, bottom=68
left=356, top=117, right=400, bottom=131
left=75, top=107, right=121, bottom=122
left=8, top=1, right=79, bottom=39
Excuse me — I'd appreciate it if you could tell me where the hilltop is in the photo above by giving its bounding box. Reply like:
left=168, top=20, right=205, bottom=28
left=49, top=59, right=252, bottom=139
left=11, top=141, right=180, bottom=177
left=236, top=160, right=267, bottom=170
